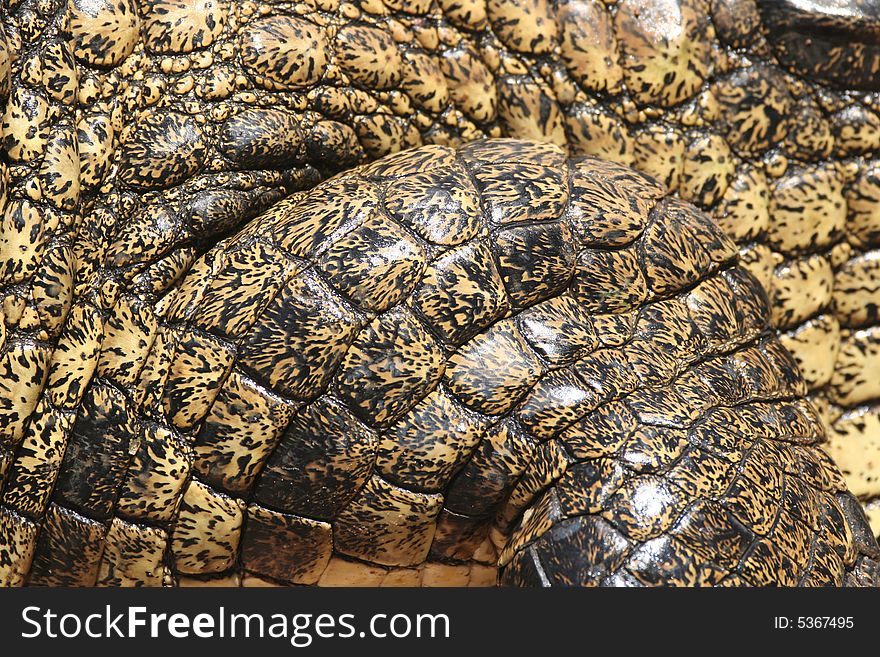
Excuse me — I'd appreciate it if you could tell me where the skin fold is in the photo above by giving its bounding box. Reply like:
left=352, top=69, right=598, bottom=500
left=0, top=0, right=878, bottom=585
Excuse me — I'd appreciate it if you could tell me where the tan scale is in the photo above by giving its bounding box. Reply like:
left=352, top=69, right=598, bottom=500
left=171, top=478, right=245, bottom=575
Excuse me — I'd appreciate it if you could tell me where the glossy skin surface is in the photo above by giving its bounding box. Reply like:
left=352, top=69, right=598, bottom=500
left=757, top=0, right=880, bottom=91
left=0, top=0, right=879, bottom=584
left=4, top=139, right=879, bottom=586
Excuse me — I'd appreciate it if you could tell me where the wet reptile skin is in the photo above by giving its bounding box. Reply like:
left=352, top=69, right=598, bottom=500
left=0, top=0, right=879, bottom=585
left=8, top=139, right=880, bottom=587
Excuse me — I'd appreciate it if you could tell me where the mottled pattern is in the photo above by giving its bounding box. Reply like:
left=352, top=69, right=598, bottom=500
left=1, top=0, right=880, bottom=585
left=3, top=141, right=875, bottom=587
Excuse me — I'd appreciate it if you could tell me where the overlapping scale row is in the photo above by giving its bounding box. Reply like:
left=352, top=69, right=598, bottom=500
left=546, top=0, right=880, bottom=527
left=42, top=0, right=880, bottom=532
left=2, top=0, right=880, bottom=582
left=3, top=140, right=874, bottom=587
left=0, top=0, right=83, bottom=539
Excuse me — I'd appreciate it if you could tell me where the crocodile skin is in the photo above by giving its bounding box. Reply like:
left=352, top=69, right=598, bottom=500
left=3, top=140, right=877, bottom=586
left=0, top=0, right=879, bottom=584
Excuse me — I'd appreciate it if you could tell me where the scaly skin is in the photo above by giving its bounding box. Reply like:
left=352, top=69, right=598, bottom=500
left=0, top=0, right=879, bottom=584
left=7, top=140, right=880, bottom=586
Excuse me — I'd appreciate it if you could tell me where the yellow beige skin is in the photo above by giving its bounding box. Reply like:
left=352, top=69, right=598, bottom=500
left=4, top=139, right=879, bottom=587
left=0, top=0, right=879, bottom=584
